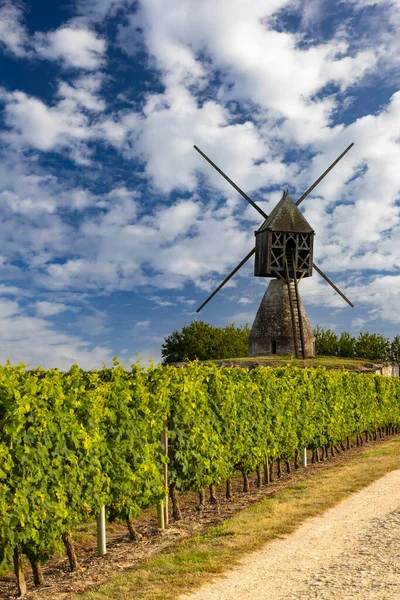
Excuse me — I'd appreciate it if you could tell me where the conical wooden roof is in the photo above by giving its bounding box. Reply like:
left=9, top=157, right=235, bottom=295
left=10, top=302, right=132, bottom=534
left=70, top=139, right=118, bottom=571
left=259, top=190, right=314, bottom=233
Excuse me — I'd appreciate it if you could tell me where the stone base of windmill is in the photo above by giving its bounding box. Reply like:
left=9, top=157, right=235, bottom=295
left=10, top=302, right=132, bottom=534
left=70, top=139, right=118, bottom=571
left=248, top=279, right=315, bottom=358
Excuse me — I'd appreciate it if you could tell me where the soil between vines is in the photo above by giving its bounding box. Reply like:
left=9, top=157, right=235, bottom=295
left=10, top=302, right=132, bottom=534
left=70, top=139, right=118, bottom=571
left=0, top=435, right=399, bottom=600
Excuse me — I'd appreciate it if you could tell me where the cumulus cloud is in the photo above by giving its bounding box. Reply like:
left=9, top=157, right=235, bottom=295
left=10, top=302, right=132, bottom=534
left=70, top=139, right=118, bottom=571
left=56, top=74, right=106, bottom=112
left=0, top=3, right=107, bottom=70
left=238, top=297, right=254, bottom=305
left=149, top=296, right=176, bottom=307
left=0, top=74, right=108, bottom=160
left=15, top=184, right=248, bottom=296
left=0, top=3, right=28, bottom=57
left=117, top=0, right=379, bottom=137
left=354, top=275, right=400, bottom=325
left=95, top=0, right=393, bottom=237
left=34, top=26, right=106, bottom=70
left=299, top=91, right=400, bottom=275
left=35, top=301, right=70, bottom=317
left=73, top=310, right=112, bottom=336
left=135, top=320, right=150, bottom=327
left=76, top=0, right=133, bottom=23
left=352, top=317, right=366, bottom=328
left=0, top=0, right=400, bottom=362
left=2, top=91, right=92, bottom=152
left=0, top=296, right=114, bottom=370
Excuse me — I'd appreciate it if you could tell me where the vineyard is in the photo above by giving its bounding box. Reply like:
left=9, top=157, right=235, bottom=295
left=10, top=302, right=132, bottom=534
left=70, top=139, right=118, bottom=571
left=1, top=358, right=400, bottom=597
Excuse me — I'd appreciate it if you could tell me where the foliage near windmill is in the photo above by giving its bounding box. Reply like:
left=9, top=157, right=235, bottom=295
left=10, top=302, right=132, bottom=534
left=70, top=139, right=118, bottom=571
left=161, top=322, right=400, bottom=364
left=161, top=321, right=250, bottom=364
left=314, top=327, right=400, bottom=363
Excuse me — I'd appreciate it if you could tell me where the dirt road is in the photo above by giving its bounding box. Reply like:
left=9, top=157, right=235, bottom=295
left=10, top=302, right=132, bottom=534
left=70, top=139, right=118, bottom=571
left=180, top=469, right=400, bottom=600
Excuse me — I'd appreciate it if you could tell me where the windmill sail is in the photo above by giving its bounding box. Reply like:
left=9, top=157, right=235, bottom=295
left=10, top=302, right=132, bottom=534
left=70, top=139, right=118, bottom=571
left=295, top=143, right=354, bottom=207
left=193, top=142, right=355, bottom=313
left=196, top=248, right=255, bottom=313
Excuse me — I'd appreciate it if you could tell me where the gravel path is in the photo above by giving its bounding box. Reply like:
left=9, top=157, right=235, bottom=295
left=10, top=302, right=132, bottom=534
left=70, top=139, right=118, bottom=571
left=180, top=469, right=400, bottom=600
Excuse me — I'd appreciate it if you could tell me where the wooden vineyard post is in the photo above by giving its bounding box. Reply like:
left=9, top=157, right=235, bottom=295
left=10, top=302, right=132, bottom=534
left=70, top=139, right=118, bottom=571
left=302, top=448, right=307, bottom=467
left=97, top=506, right=106, bottom=556
left=157, top=419, right=169, bottom=529
left=263, top=455, right=270, bottom=485
left=13, top=545, right=26, bottom=597
left=157, top=501, right=165, bottom=529
left=163, top=419, right=169, bottom=526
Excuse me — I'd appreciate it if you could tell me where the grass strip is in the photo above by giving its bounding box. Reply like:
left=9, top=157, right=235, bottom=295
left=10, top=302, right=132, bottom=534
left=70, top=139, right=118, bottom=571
left=76, top=437, right=400, bottom=600
left=207, top=355, right=386, bottom=369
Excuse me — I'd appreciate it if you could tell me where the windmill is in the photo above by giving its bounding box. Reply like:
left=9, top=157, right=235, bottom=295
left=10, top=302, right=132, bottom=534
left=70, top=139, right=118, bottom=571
left=193, top=143, right=355, bottom=359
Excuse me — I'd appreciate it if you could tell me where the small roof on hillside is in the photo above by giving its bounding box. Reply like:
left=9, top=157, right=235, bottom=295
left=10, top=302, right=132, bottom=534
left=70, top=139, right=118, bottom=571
left=258, top=190, right=314, bottom=233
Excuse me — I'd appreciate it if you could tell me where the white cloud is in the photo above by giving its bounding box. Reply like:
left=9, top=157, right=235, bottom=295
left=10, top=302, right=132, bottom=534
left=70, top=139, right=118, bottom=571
left=76, top=0, right=133, bottom=23
left=57, top=74, right=106, bottom=112
left=1, top=75, right=109, bottom=160
left=117, top=0, right=380, bottom=142
left=299, top=91, right=400, bottom=274
left=238, top=297, right=253, bottom=304
left=1, top=0, right=400, bottom=352
left=35, top=301, right=70, bottom=317
left=73, top=310, right=112, bottom=336
left=177, top=297, right=196, bottom=305
left=135, top=91, right=281, bottom=194
left=2, top=90, right=92, bottom=153
left=351, top=317, right=366, bottom=328
left=135, top=320, right=150, bottom=327
left=0, top=3, right=28, bottom=57
left=352, top=275, right=400, bottom=325
left=155, top=201, right=200, bottom=239
left=34, top=26, right=106, bottom=70
left=298, top=0, right=327, bottom=28
left=0, top=297, right=114, bottom=370
left=99, top=111, right=141, bottom=148
left=1, top=189, right=57, bottom=215
left=299, top=268, right=400, bottom=327
left=0, top=3, right=107, bottom=71
left=97, top=0, right=391, bottom=234
left=150, top=296, right=176, bottom=307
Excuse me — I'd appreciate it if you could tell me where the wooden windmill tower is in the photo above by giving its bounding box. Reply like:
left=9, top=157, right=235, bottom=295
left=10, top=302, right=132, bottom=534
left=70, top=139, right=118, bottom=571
left=194, top=144, right=355, bottom=359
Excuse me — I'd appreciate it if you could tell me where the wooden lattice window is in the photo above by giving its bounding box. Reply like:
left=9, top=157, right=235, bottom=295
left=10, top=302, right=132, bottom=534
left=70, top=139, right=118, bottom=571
left=271, top=232, right=284, bottom=247
left=297, top=249, right=311, bottom=270
left=270, top=248, right=284, bottom=268
left=299, top=234, right=310, bottom=249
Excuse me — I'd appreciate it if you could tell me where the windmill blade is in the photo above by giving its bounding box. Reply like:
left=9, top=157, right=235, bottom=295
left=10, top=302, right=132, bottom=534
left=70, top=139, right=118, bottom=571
left=296, top=143, right=354, bottom=207
left=196, top=248, right=256, bottom=313
left=194, top=145, right=268, bottom=220
left=312, top=263, right=354, bottom=307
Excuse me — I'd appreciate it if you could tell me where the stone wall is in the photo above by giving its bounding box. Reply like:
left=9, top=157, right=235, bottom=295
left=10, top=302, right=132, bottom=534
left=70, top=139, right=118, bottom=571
left=249, top=279, right=315, bottom=357
left=375, top=364, right=400, bottom=377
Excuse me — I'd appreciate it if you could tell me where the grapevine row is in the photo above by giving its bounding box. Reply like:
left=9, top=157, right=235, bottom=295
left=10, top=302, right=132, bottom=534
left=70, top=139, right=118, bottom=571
left=1, top=358, right=400, bottom=595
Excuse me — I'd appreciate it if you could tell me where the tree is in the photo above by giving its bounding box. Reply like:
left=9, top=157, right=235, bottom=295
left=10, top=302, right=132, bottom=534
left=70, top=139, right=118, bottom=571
left=354, top=331, right=390, bottom=361
left=337, top=331, right=356, bottom=357
left=314, top=327, right=400, bottom=362
left=161, top=320, right=250, bottom=364
left=389, top=335, right=400, bottom=364
left=313, top=326, right=339, bottom=356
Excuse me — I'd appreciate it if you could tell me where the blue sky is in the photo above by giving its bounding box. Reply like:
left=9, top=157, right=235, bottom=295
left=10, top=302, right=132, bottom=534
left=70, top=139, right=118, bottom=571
left=0, top=0, right=399, bottom=369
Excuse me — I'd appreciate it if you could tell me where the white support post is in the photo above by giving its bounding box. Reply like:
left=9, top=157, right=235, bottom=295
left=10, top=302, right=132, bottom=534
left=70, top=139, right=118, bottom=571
left=302, top=448, right=307, bottom=468
left=97, top=505, right=106, bottom=556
